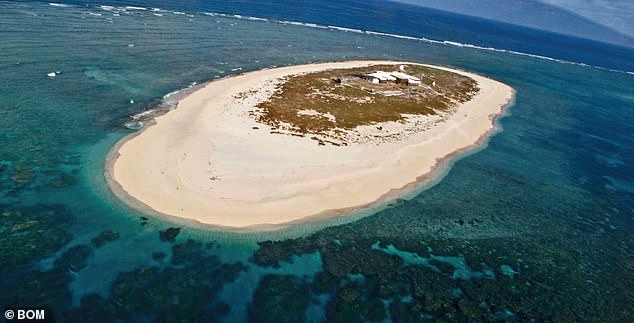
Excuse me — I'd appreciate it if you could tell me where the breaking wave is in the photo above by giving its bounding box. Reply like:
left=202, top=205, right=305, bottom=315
left=197, top=9, right=634, bottom=75
left=75, top=3, right=633, bottom=75
left=124, top=82, right=207, bottom=130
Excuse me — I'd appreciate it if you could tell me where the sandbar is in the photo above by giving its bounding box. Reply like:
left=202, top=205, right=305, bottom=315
left=106, top=61, right=514, bottom=229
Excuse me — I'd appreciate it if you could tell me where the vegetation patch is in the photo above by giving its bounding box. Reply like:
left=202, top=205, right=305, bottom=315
left=252, top=64, right=479, bottom=144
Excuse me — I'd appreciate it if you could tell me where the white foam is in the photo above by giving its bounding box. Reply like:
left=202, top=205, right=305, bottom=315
left=365, top=31, right=426, bottom=42
left=48, top=3, right=69, bottom=7
left=131, top=109, right=157, bottom=119
left=99, top=5, right=116, bottom=11
left=163, top=89, right=182, bottom=100
left=327, top=25, right=364, bottom=33
left=86, top=5, right=632, bottom=76
left=245, top=16, right=268, bottom=22
left=278, top=20, right=327, bottom=29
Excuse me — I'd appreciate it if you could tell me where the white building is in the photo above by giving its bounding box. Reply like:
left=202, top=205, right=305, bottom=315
left=363, top=70, right=420, bottom=86
left=390, top=71, right=421, bottom=86
left=367, top=71, right=397, bottom=83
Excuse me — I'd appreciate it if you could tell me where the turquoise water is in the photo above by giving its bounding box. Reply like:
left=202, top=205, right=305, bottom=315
left=1, top=1, right=633, bottom=321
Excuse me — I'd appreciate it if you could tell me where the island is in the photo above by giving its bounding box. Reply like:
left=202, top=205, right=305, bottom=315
left=106, top=61, right=515, bottom=229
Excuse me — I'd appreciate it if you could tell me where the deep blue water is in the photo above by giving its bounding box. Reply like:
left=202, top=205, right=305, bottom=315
left=31, top=0, right=634, bottom=73
left=1, top=1, right=633, bottom=322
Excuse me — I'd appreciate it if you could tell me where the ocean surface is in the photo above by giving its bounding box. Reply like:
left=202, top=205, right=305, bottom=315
left=1, top=1, right=633, bottom=321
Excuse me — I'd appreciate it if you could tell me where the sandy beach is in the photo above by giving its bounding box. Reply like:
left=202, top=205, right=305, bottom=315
left=107, top=61, right=514, bottom=229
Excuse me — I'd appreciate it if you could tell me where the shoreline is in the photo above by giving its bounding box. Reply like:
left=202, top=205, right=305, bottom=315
left=105, top=60, right=515, bottom=231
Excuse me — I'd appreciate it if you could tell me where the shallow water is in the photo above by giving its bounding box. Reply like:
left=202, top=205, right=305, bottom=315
left=1, top=1, right=633, bottom=321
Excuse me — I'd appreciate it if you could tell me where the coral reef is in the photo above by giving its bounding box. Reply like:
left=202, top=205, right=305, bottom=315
left=91, top=230, right=120, bottom=248
left=249, top=275, right=310, bottom=323
left=159, top=227, right=181, bottom=242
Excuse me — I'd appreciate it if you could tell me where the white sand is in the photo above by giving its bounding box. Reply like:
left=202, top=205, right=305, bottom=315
left=107, top=61, right=514, bottom=229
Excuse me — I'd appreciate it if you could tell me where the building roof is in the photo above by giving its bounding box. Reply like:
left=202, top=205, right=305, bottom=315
left=390, top=71, right=421, bottom=81
left=367, top=71, right=397, bottom=81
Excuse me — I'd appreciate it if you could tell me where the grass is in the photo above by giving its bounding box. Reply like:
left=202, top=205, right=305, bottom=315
left=253, top=64, right=479, bottom=138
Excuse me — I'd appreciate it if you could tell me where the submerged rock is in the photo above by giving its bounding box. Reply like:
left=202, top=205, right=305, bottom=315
left=91, top=230, right=120, bottom=248
left=249, top=275, right=310, bottom=323
left=1, top=204, right=76, bottom=320
left=152, top=252, right=166, bottom=262
left=50, top=172, right=76, bottom=188
left=159, top=227, right=181, bottom=242
left=54, top=244, right=93, bottom=272
left=10, top=163, right=36, bottom=184
left=71, top=238, right=246, bottom=322
left=1, top=204, right=73, bottom=270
